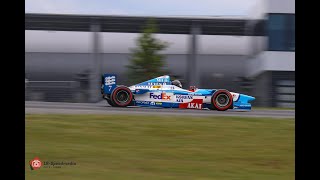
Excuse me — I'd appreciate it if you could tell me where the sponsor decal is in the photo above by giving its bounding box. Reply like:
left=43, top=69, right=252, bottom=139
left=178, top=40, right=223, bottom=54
left=135, top=101, right=162, bottom=106
left=135, top=85, right=152, bottom=89
left=234, top=104, right=251, bottom=109
left=134, top=89, right=149, bottom=94
left=148, top=82, right=166, bottom=85
left=189, top=93, right=202, bottom=96
left=179, top=99, right=203, bottom=109
left=105, top=76, right=116, bottom=85
left=136, top=101, right=151, bottom=105
left=239, top=104, right=251, bottom=107
left=155, top=77, right=170, bottom=82
left=187, top=103, right=202, bottom=109
left=156, top=78, right=165, bottom=82
left=152, top=85, right=162, bottom=89
left=150, top=92, right=171, bottom=100
left=161, top=93, right=171, bottom=100
left=176, top=95, right=193, bottom=102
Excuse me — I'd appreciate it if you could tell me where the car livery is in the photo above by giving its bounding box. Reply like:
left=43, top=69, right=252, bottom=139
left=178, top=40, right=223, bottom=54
left=101, top=74, right=255, bottom=111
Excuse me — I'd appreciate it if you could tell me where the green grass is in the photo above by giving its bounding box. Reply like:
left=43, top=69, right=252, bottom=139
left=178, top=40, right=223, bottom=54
left=26, top=114, right=294, bottom=180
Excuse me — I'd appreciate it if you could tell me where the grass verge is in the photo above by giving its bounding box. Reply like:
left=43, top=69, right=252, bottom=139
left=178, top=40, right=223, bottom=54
left=26, top=114, right=294, bottom=180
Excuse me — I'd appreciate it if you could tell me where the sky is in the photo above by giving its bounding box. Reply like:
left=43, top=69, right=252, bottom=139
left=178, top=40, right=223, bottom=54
left=25, top=0, right=259, bottom=16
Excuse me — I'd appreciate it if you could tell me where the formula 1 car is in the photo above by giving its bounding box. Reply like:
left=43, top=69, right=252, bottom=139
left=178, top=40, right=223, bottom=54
left=101, top=74, right=255, bottom=111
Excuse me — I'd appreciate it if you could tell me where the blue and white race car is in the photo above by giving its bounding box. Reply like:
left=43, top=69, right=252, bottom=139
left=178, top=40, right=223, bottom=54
left=101, top=74, right=255, bottom=111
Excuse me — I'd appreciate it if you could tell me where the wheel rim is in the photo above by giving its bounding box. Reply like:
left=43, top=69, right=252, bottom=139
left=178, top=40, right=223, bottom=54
left=215, top=93, right=229, bottom=107
left=115, top=90, right=129, bottom=104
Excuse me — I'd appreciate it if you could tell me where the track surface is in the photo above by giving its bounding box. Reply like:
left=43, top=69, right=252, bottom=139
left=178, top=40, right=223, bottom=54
left=25, top=101, right=295, bottom=118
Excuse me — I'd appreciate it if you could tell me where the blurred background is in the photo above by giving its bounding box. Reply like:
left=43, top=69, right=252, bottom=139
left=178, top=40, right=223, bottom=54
left=25, top=0, right=295, bottom=108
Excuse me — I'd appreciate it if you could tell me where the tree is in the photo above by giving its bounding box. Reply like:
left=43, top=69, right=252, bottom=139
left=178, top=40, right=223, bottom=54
left=126, top=19, right=169, bottom=84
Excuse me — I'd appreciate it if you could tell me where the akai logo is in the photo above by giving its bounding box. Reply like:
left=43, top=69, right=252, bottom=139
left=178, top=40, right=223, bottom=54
left=150, top=93, right=171, bottom=100
left=187, top=103, right=202, bottom=109
left=179, top=99, right=203, bottom=109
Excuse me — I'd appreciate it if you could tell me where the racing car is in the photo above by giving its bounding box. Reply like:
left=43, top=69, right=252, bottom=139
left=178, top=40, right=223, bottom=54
left=101, top=74, right=255, bottom=111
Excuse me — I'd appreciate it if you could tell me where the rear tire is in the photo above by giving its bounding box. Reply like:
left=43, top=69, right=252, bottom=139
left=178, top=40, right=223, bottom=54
left=103, top=95, right=118, bottom=107
left=210, top=90, right=233, bottom=111
left=110, top=86, right=133, bottom=107
left=107, top=98, right=118, bottom=107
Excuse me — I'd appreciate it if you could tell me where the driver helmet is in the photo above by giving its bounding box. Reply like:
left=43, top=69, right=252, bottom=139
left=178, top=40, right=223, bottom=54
left=172, top=80, right=182, bottom=88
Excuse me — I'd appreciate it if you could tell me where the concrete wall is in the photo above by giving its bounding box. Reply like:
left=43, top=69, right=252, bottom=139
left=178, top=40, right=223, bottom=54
left=246, top=51, right=295, bottom=77
left=268, top=0, right=295, bottom=14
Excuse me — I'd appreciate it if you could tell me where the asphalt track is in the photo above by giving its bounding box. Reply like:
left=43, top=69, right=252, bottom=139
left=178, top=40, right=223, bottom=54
left=25, top=101, right=295, bottom=118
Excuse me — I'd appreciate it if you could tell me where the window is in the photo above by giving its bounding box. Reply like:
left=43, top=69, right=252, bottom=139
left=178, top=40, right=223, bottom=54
left=267, top=14, right=295, bottom=51
left=287, top=15, right=295, bottom=51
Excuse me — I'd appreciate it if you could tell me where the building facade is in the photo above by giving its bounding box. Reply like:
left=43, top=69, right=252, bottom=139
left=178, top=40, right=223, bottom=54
left=247, top=0, right=295, bottom=107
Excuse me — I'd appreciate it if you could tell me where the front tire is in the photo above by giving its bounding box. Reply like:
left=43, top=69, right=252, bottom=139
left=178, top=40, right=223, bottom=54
left=110, top=86, right=133, bottom=107
left=210, top=90, right=233, bottom=111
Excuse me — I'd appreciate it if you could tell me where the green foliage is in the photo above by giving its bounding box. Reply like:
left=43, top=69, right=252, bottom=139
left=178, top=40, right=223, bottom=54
left=127, top=19, right=169, bottom=84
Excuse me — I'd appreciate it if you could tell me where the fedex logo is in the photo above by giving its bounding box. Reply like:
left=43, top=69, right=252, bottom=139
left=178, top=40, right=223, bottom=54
left=150, top=93, right=171, bottom=100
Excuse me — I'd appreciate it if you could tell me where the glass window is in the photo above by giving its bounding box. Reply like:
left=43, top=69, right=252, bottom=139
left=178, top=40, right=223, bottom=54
left=267, top=14, right=295, bottom=51
left=268, top=14, right=286, bottom=51
left=287, top=15, right=295, bottom=51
